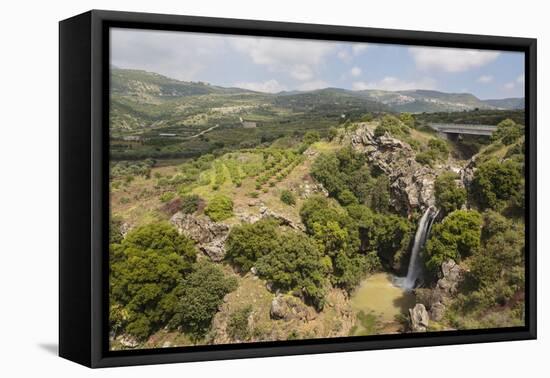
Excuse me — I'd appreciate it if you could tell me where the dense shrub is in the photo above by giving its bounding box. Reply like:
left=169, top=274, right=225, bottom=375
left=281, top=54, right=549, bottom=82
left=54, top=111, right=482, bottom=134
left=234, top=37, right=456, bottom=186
left=256, top=232, right=329, bottom=310
left=303, top=131, right=320, bottom=145
left=205, top=195, right=234, bottom=221
left=227, top=305, right=253, bottom=341
left=180, top=194, right=202, bottom=214
left=280, top=190, right=296, bottom=206
left=434, top=173, right=466, bottom=214
left=347, top=204, right=413, bottom=268
left=399, top=112, right=415, bottom=128
left=425, top=210, right=482, bottom=273
left=169, top=261, right=238, bottom=337
left=310, top=147, right=373, bottom=206
left=491, top=119, right=524, bottom=145
left=110, top=222, right=197, bottom=340
left=374, top=115, right=409, bottom=137
left=225, top=219, right=280, bottom=272
left=470, top=158, right=524, bottom=212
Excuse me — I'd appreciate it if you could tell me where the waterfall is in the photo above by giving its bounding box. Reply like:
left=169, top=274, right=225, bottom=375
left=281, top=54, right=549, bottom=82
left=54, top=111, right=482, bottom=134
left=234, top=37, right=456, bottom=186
left=402, top=207, right=438, bottom=290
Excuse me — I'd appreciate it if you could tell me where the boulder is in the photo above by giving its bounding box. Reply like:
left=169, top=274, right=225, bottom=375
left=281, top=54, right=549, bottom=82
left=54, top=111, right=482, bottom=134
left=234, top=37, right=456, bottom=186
left=259, top=206, right=305, bottom=231
left=119, top=335, right=139, bottom=348
left=270, top=294, right=312, bottom=321
left=417, top=259, right=465, bottom=322
left=409, top=303, right=429, bottom=332
left=170, top=213, right=230, bottom=261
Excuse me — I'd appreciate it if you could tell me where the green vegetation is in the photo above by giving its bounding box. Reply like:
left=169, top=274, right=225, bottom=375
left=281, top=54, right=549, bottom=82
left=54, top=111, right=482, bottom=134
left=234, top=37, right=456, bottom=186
left=447, top=211, right=524, bottom=328
left=280, top=189, right=296, bottom=206
left=434, top=173, right=466, bottom=214
left=204, top=195, right=234, bottom=221
left=374, top=115, right=410, bottom=137
left=180, top=194, right=202, bottom=214
left=311, top=146, right=389, bottom=207
left=109, top=67, right=526, bottom=346
left=415, top=138, right=449, bottom=167
left=470, top=158, right=524, bottom=212
left=491, top=119, right=524, bottom=145
left=168, top=261, right=238, bottom=338
left=110, top=223, right=197, bottom=340
left=256, top=232, right=329, bottom=310
left=225, top=219, right=280, bottom=272
left=227, top=305, right=253, bottom=341
left=424, top=210, right=482, bottom=273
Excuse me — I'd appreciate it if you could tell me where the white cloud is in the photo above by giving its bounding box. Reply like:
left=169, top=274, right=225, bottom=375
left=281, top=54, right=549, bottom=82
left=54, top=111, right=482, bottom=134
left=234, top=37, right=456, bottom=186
left=337, top=44, right=368, bottom=63
left=503, top=82, right=516, bottom=90
left=350, top=67, right=362, bottom=77
left=409, top=46, right=500, bottom=72
left=231, top=37, right=336, bottom=81
left=352, top=76, right=436, bottom=91
left=233, top=79, right=287, bottom=93
left=111, top=28, right=224, bottom=81
left=297, top=80, right=330, bottom=91
left=477, top=75, right=494, bottom=83
left=516, top=74, right=525, bottom=84
left=290, top=64, right=314, bottom=81
left=352, top=44, right=368, bottom=55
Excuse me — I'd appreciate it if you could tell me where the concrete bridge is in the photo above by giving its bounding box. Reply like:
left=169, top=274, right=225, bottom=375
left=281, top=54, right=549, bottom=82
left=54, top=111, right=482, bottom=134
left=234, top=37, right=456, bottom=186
left=429, top=123, right=497, bottom=138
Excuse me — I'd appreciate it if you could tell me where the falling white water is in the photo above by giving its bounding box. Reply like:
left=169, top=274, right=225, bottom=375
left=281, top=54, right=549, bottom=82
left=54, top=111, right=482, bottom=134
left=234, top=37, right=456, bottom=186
left=402, top=207, right=438, bottom=290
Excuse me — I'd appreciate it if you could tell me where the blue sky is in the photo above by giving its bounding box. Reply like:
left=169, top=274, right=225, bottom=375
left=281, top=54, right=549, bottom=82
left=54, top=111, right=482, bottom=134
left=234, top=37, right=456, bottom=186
left=111, top=28, right=524, bottom=100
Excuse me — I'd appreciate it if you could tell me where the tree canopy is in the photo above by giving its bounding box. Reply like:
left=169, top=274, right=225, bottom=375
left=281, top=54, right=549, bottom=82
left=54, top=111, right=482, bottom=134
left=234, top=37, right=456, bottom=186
left=425, top=210, right=482, bottom=273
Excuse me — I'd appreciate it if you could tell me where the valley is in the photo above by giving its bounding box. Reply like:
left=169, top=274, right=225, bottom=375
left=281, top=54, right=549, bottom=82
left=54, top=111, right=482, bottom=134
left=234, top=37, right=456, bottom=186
left=109, top=68, right=526, bottom=350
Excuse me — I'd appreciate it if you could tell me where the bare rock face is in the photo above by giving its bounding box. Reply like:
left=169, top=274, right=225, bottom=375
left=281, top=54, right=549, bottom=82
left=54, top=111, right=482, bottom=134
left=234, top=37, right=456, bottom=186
left=299, top=182, right=329, bottom=199
left=416, top=259, right=465, bottom=322
left=270, top=294, right=314, bottom=321
left=350, top=124, right=436, bottom=214
left=460, top=155, right=478, bottom=189
left=170, top=213, right=230, bottom=261
left=409, top=303, right=429, bottom=332
left=259, top=206, right=305, bottom=231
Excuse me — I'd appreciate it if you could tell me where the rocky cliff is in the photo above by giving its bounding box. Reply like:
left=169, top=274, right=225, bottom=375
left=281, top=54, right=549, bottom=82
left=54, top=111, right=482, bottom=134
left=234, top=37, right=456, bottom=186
left=348, top=124, right=436, bottom=215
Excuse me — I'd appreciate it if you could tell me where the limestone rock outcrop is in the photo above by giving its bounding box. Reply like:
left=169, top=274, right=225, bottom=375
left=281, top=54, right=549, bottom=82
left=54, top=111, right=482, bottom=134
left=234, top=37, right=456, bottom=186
left=270, top=294, right=315, bottom=321
left=349, top=124, right=436, bottom=214
left=409, top=303, right=429, bottom=332
left=415, top=259, right=465, bottom=322
left=170, top=213, right=230, bottom=261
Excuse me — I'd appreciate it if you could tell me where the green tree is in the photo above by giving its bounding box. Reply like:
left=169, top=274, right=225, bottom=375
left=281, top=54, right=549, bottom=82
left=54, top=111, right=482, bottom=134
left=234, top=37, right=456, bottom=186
left=110, top=222, right=197, bottom=340
left=225, top=219, right=280, bottom=272
left=169, top=260, right=237, bottom=338
left=256, top=232, right=329, bottom=310
left=435, top=172, right=466, bottom=214
left=470, top=158, right=524, bottom=211
left=491, top=119, right=523, bottom=145
left=425, top=210, right=482, bottom=273
left=205, top=194, right=234, bottom=221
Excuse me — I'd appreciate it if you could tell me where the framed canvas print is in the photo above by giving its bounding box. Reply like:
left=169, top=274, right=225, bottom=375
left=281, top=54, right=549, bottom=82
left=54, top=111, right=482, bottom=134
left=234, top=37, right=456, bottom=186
left=59, top=10, right=536, bottom=368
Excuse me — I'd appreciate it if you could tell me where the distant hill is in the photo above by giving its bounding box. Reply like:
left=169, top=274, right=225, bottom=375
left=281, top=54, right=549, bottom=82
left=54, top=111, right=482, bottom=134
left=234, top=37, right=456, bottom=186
left=355, top=89, right=502, bottom=113
left=109, top=68, right=524, bottom=133
left=482, top=97, right=525, bottom=110
left=111, top=68, right=253, bottom=97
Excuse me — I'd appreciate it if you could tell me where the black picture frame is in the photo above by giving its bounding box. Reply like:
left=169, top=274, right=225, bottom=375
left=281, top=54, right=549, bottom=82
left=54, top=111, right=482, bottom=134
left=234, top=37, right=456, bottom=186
left=59, top=9, right=537, bottom=368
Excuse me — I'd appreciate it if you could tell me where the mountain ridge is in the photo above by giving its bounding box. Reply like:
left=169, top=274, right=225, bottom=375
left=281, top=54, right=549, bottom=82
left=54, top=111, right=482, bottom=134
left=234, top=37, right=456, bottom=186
left=111, top=67, right=524, bottom=113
